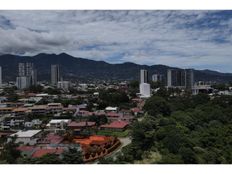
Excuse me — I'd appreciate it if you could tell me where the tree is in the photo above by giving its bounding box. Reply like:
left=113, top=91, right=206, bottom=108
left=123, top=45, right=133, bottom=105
left=62, top=148, right=84, bottom=164
left=143, top=96, right=171, bottom=116
left=0, top=138, right=21, bottom=164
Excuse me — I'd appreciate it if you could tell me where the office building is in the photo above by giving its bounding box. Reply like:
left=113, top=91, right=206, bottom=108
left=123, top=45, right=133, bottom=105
left=167, top=69, right=194, bottom=89
left=17, top=63, right=37, bottom=89
left=140, top=69, right=148, bottom=83
left=51, top=65, right=60, bottom=86
left=152, top=74, right=163, bottom=82
left=185, top=69, right=194, bottom=90
left=18, top=63, right=25, bottom=77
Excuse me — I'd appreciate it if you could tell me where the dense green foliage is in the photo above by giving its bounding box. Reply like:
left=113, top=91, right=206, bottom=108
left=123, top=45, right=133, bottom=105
left=98, top=89, right=129, bottom=107
left=102, top=91, right=232, bottom=164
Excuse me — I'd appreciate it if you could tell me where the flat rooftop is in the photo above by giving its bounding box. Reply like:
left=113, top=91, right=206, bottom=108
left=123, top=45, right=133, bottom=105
left=10, top=130, right=41, bottom=138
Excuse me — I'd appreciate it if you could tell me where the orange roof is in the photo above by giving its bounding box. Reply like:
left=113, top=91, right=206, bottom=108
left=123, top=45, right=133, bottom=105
left=73, top=135, right=111, bottom=146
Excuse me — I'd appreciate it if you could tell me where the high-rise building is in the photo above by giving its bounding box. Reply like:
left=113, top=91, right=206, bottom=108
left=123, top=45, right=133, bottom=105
left=0, top=66, right=2, bottom=87
left=17, top=63, right=37, bottom=89
left=140, top=69, right=148, bottom=83
left=51, top=65, right=60, bottom=86
left=31, top=69, right=37, bottom=86
left=152, top=74, right=163, bottom=82
left=18, top=63, right=25, bottom=77
left=185, top=69, right=194, bottom=90
left=16, top=76, right=31, bottom=89
left=139, top=69, right=151, bottom=98
left=167, top=69, right=194, bottom=89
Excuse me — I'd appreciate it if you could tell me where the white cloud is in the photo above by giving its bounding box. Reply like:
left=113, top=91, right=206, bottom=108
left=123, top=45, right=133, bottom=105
left=0, top=10, right=232, bottom=72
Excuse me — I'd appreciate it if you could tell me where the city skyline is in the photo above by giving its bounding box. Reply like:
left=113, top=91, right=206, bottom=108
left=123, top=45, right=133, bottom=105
left=0, top=11, right=232, bottom=72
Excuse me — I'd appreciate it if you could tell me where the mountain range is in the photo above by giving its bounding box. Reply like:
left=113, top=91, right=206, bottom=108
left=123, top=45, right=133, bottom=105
left=0, top=53, right=232, bottom=83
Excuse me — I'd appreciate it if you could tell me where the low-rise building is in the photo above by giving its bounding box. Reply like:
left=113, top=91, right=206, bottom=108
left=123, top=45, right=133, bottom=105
left=8, top=130, right=42, bottom=145
left=100, top=121, right=129, bottom=131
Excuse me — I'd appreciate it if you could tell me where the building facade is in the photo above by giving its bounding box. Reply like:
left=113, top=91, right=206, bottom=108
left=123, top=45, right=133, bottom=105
left=152, top=74, right=163, bottom=82
left=51, top=65, right=60, bottom=86
left=167, top=69, right=194, bottom=89
left=140, top=69, right=148, bottom=83
left=17, top=63, right=37, bottom=89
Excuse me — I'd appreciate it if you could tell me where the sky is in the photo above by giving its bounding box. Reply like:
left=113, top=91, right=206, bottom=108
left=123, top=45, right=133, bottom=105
left=0, top=10, right=232, bottom=72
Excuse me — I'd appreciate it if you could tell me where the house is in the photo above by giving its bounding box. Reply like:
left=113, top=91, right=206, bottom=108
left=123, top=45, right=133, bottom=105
left=12, top=107, right=29, bottom=117
left=68, top=121, right=96, bottom=130
left=8, top=130, right=42, bottom=145
left=100, top=121, right=129, bottom=131
left=47, top=103, right=63, bottom=114
left=29, top=105, right=48, bottom=115
left=106, top=112, right=123, bottom=121
left=0, top=107, right=13, bottom=115
left=46, top=119, right=71, bottom=130
left=131, top=107, right=143, bottom=116
left=105, top=106, right=118, bottom=112
left=0, top=130, right=16, bottom=138
left=38, top=133, right=64, bottom=144
left=24, top=119, right=42, bottom=128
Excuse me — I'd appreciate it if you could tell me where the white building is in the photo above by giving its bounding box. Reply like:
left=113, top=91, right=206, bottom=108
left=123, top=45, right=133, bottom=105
left=139, top=83, right=151, bottom=98
left=140, top=69, right=148, bottom=83
left=152, top=74, right=163, bottom=82
left=57, top=81, right=71, bottom=90
left=8, top=130, right=42, bottom=145
left=46, top=119, right=71, bottom=130
left=105, top=106, right=118, bottom=112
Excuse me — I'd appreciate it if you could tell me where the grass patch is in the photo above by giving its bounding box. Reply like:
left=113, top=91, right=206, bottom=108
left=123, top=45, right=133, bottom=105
left=96, top=129, right=130, bottom=137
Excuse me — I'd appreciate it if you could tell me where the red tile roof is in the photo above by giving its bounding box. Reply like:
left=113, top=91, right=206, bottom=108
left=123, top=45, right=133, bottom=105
left=68, top=121, right=96, bottom=127
left=17, top=146, right=35, bottom=152
left=32, top=148, right=64, bottom=158
left=100, top=121, right=129, bottom=129
left=106, top=112, right=122, bottom=117
left=39, top=133, right=64, bottom=144
left=131, top=108, right=141, bottom=113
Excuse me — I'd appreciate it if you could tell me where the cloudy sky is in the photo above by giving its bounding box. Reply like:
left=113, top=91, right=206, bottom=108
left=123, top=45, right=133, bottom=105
left=0, top=10, right=232, bottom=72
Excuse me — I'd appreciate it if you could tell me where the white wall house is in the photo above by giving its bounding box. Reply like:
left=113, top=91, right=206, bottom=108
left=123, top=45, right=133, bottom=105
left=8, top=130, right=42, bottom=145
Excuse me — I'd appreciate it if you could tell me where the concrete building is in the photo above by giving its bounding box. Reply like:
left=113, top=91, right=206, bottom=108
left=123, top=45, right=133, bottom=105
left=51, top=65, right=60, bottom=86
left=140, top=69, right=148, bottom=83
left=185, top=69, right=194, bottom=90
left=139, top=69, right=151, bottom=98
left=152, top=74, right=163, bottom=82
left=17, top=63, right=37, bottom=89
left=167, top=69, right=194, bottom=90
left=16, top=76, right=31, bottom=89
left=139, top=83, right=151, bottom=98
left=8, top=130, right=42, bottom=145
left=31, top=69, right=37, bottom=86
left=57, top=81, right=70, bottom=91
